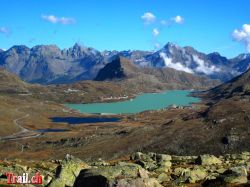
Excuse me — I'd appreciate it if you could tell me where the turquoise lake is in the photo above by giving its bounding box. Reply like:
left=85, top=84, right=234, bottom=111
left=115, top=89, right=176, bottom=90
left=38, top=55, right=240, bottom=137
left=65, top=90, right=200, bottom=114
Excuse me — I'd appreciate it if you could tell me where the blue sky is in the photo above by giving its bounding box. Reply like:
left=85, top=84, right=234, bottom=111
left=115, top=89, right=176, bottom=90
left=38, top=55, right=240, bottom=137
left=0, top=0, right=250, bottom=58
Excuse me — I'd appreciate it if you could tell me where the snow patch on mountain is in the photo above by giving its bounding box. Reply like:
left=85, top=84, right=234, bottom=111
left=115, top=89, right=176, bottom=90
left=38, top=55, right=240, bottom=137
left=160, top=52, right=194, bottom=74
left=192, top=55, right=220, bottom=75
left=247, top=63, right=250, bottom=71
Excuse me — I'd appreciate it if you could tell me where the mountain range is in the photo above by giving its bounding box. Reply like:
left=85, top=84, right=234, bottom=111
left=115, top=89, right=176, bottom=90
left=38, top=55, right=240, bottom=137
left=95, top=56, right=218, bottom=90
left=108, top=43, right=250, bottom=82
left=0, top=44, right=104, bottom=84
left=0, top=42, right=250, bottom=84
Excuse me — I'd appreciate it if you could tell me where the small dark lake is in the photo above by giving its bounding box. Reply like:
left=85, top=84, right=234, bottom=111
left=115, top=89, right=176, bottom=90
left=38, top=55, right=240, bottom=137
left=50, top=117, right=121, bottom=124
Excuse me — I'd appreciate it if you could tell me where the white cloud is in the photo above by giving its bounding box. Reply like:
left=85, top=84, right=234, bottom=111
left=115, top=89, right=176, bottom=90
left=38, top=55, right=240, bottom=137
left=160, top=52, right=194, bottom=74
left=232, top=24, right=250, bottom=52
left=41, top=15, right=76, bottom=25
left=152, top=28, right=160, bottom=36
left=0, top=27, right=10, bottom=35
left=141, top=12, right=156, bottom=24
left=172, top=15, right=184, bottom=24
left=193, top=55, right=220, bottom=75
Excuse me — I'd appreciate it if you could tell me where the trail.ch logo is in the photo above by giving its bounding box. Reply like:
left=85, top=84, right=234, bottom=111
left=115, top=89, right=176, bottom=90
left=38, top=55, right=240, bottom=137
left=5, top=172, right=42, bottom=185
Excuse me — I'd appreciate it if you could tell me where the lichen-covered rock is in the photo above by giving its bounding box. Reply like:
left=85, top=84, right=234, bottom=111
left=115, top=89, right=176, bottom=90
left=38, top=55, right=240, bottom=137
left=144, top=178, right=163, bottom=187
left=130, top=152, right=144, bottom=161
left=222, top=166, right=248, bottom=184
left=172, top=155, right=198, bottom=161
left=73, top=162, right=160, bottom=187
left=136, top=160, right=158, bottom=171
left=156, top=154, right=172, bottom=162
left=116, top=178, right=162, bottom=187
left=2, top=152, right=250, bottom=186
left=173, top=167, right=190, bottom=177
left=157, top=173, right=171, bottom=183
left=154, top=161, right=172, bottom=173
left=131, top=152, right=173, bottom=172
left=91, top=158, right=110, bottom=166
left=186, top=168, right=207, bottom=183
left=196, top=154, right=222, bottom=165
left=225, top=152, right=250, bottom=161
left=49, top=154, right=90, bottom=187
left=0, top=161, right=54, bottom=186
left=172, top=166, right=207, bottom=184
left=131, top=152, right=158, bottom=171
left=131, top=152, right=154, bottom=162
left=138, top=167, right=149, bottom=179
left=216, top=167, right=227, bottom=174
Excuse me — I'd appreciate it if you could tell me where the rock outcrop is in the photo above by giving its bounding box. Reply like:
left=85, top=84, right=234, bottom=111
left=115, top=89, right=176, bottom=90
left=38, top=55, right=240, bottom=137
left=0, top=152, right=250, bottom=186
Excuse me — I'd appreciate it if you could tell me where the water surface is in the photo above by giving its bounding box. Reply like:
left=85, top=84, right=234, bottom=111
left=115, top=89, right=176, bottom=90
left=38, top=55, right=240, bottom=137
left=65, top=90, right=200, bottom=114
left=50, top=117, right=121, bottom=124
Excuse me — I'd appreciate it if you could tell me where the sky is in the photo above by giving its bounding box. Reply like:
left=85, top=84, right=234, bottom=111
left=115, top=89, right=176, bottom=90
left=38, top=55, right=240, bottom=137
left=0, top=0, right=250, bottom=58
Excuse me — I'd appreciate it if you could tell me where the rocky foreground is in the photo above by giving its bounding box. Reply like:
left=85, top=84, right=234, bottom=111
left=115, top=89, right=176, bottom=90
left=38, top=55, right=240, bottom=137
left=1, top=152, right=250, bottom=186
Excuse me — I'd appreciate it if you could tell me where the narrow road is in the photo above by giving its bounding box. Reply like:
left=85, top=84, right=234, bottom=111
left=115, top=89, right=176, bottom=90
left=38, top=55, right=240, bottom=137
left=0, top=109, right=41, bottom=141
left=13, top=113, right=30, bottom=133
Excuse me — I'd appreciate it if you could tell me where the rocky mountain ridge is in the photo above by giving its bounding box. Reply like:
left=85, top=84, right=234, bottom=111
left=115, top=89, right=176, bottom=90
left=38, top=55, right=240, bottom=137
left=0, top=42, right=249, bottom=84
left=0, top=43, right=105, bottom=84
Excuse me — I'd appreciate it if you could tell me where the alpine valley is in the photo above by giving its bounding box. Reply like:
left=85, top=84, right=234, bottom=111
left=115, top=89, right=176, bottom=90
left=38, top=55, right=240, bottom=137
left=1, top=42, right=250, bottom=186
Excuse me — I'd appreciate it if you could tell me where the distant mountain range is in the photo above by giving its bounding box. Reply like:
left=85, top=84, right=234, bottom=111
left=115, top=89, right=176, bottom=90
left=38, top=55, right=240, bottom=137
left=0, top=44, right=104, bottom=84
left=107, top=43, right=250, bottom=82
left=0, top=42, right=249, bottom=84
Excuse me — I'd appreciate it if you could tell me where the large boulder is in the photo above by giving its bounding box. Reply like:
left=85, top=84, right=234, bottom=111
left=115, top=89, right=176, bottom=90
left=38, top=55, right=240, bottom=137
left=73, top=162, right=162, bottom=187
left=49, top=154, right=90, bottom=187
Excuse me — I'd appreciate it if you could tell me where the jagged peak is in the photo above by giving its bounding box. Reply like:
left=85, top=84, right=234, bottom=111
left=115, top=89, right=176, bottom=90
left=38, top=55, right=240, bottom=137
left=71, top=43, right=100, bottom=55
left=163, top=42, right=180, bottom=49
